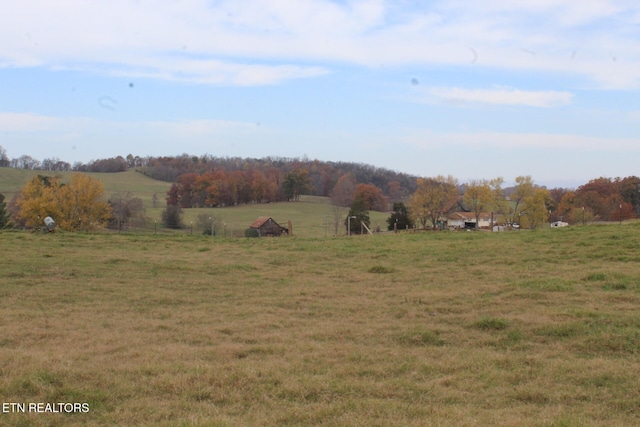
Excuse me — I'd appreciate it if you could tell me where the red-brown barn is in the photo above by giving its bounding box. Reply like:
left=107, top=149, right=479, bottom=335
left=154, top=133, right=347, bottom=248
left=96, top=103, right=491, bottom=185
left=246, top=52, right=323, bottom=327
left=249, top=217, right=289, bottom=237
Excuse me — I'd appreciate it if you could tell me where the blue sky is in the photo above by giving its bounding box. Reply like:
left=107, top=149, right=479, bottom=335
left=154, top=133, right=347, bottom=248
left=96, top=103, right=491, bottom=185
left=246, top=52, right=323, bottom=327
left=1, top=0, right=639, bottom=188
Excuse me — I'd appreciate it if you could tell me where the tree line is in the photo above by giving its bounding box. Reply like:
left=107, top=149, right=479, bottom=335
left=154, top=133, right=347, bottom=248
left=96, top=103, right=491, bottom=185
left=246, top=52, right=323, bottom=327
left=410, top=175, right=640, bottom=230
left=2, top=144, right=639, bottom=233
left=338, top=175, right=640, bottom=234
left=0, top=146, right=418, bottom=197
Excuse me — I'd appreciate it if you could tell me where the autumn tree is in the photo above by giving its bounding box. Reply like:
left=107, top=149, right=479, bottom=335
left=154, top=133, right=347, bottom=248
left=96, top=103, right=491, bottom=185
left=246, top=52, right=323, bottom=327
left=488, top=177, right=510, bottom=226
left=488, top=176, right=536, bottom=228
left=16, top=174, right=111, bottom=231
left=509, top=176, right=535, bottom=226
left=353, top=183, right=388, bottom=211
left=463, top=179, right=491, bottom=227
left=408, top=176, right=459, bottom=229
left=557, top=191, right=577, bottom=223
left=56, top=174, right=111, bottom=231
left=547, top=188, right=568, bottom=221
left=387, top=180, right=406, bottom=202
left=574, top=178, right=615, bottom=220
left=520, top=188, right=552, bottom=229
left=616, top=176, right=640, bottom=218
left=570, top=206, right=596, bottom=225
left=15, top=175, right=59, bottom=228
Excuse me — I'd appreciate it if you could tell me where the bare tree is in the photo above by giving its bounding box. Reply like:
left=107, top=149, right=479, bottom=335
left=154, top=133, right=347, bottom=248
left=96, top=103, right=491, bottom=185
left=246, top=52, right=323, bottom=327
left=108, top=192, right=146, bottom=230
left=330, top=174, right=356, bottom=235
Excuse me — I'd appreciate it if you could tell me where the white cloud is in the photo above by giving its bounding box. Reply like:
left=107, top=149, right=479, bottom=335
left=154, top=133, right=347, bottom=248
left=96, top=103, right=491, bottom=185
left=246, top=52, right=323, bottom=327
left=428, top=87, right=574, bottom=107
left=88, top=57, right=330, bottom=86
left=0, top=112, right=61, bottom=132
left=0, top=0, right=639, bottom=87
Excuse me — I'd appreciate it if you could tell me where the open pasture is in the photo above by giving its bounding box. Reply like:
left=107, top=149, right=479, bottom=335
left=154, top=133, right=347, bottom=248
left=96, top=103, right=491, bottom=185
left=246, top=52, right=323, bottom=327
left=1, top=225, right=640, bottom=426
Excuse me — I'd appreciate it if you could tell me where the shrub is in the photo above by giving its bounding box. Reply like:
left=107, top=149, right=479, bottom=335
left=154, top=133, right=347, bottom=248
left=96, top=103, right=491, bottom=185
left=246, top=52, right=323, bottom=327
left=245, top=228, right=259, bottom=238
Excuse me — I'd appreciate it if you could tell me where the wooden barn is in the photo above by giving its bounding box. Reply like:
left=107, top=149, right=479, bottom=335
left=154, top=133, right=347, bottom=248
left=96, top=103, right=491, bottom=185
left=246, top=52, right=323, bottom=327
left=249, top=217, right=289, bottom=237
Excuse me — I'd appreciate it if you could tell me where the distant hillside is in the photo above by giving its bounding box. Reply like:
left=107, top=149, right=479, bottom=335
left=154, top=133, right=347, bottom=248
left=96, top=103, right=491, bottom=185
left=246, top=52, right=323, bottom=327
left=1, top=153, right=419, bottom=202
left=138, top=155, right=418, bottom=199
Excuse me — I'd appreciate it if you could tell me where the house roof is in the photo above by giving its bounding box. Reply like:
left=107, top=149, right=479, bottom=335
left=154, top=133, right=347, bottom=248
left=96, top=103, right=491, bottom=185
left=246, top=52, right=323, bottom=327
left=448, top=211, right=492, bottom=220
left=250, top=217, right=272, bottom=228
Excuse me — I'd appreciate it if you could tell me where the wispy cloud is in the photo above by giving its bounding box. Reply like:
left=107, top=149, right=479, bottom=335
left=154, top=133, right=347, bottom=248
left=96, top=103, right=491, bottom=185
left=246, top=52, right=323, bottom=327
left=1, top=1, right=639, bottom=87
left=428, top=87, right=574, bottom=107
left=0, top=112, right=63, bottom=132
left=146, top=118, right=260, bottom=137
left=0, top=113, right=260, bottom=138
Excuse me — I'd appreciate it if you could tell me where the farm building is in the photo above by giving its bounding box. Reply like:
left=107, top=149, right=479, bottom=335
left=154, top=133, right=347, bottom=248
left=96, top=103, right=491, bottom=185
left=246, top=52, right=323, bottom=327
left=249, top=217, right=289, bottom=237
left=447, top=212, right=493, bottom=229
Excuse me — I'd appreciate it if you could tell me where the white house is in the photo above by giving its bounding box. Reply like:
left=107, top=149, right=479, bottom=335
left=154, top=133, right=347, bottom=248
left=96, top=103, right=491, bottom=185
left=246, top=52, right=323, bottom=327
left=447, top=212, right=493, bottom=229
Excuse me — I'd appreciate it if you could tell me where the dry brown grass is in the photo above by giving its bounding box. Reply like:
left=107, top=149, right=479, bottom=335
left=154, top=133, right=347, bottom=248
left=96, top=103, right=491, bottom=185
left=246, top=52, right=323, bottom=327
left=1, top=225, right=640, bottom=425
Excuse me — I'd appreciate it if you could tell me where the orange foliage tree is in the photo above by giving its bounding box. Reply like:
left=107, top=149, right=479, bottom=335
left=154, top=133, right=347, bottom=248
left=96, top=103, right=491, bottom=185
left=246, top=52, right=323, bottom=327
left=353, top=183, right=388, bottom=212
left=17, top=174, right=111, bottom=231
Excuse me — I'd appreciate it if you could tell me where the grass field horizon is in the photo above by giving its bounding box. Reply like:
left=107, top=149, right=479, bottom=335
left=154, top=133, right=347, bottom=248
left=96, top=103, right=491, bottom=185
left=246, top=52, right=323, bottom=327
left=2, top=224, right=640, bottom=425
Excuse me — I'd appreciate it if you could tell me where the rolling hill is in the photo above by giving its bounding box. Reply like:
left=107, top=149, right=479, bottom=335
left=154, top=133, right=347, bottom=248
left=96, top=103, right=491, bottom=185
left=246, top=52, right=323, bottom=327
left=0, top=167, right=391, bottom=237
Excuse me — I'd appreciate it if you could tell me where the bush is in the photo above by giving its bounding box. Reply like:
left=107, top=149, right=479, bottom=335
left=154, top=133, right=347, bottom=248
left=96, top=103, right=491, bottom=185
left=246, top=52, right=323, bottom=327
left=161, top=205, right=183, bottom=229
left=245, top=228, right=259, bottom=238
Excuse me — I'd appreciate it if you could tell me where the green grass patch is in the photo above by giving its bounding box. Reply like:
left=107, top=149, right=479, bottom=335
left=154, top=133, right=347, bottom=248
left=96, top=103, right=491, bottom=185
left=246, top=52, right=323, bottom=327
left=473, top=317, right=510, bottom=331
left=367, top=265, right=395, bottom=274
left=394, top=328, right=445, bottom=347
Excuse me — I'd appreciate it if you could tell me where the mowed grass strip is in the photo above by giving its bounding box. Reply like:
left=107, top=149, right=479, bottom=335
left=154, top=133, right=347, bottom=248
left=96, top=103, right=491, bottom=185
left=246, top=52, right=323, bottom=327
left=1, top=224, right=640, bottom=425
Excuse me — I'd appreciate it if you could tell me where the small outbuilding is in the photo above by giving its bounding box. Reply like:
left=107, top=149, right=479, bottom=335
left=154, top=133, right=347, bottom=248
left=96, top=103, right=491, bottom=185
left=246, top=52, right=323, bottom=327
left=249, top=217, right=289, bottom=237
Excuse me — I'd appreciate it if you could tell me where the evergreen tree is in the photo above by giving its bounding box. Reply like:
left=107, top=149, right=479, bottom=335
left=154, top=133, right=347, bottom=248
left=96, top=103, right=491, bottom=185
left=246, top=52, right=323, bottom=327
left=0, top=193, right=11, bottom=228
left=345, top=199, right=370, bottom=235
left=387, top=202, right=413, bottom=231
left=161, top=205, right=183, bottom=229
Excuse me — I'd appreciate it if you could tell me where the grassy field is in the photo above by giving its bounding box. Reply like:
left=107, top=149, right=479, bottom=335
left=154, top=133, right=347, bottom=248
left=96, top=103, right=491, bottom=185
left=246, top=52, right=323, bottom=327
left=1, top=224, right=640, bottom=426
left=0, top=168, right=172, bottom=210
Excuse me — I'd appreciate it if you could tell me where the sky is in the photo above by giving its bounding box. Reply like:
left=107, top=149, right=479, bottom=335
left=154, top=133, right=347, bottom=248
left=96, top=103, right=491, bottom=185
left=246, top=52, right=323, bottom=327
left=1, top=0, right=639, bottom=188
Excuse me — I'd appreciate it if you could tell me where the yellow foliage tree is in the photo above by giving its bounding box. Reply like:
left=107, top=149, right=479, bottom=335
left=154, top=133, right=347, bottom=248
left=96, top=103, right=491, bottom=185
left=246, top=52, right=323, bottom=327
left=521, top=188, right=552, bottom=229
left=408, top=175, right=459, bottom=229
left=16, top=175, right=61, bottom=229
left=17, top=174, right=111, bottom=231
left=463, top=179, right=492, bottom=226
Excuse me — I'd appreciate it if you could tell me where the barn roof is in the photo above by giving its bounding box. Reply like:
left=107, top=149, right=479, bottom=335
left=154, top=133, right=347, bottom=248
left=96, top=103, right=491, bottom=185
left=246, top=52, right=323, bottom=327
left=250, top=217, right=274, bottom=228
